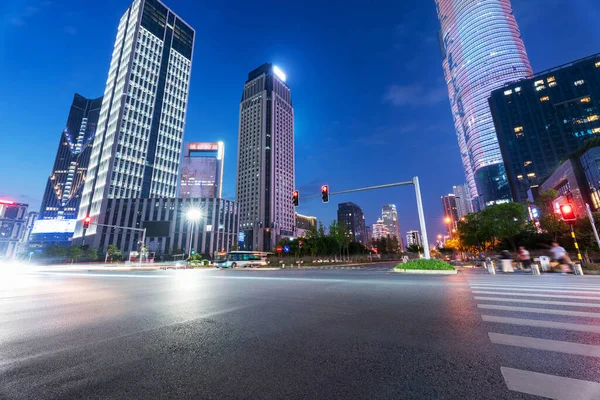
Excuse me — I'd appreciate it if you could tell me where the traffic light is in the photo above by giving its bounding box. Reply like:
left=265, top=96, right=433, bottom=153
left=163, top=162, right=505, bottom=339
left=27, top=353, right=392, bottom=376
left=83, top=216, right=91, bottom=229
left=559, top=203, right=576, bottom=222
left=293, top=190, right=299, bottom=207
left=321, top=185, right=329, bottom=203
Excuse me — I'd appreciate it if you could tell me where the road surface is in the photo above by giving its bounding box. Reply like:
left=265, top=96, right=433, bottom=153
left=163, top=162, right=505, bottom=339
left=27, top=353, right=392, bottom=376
left=1, top=265, right=599, bottom=399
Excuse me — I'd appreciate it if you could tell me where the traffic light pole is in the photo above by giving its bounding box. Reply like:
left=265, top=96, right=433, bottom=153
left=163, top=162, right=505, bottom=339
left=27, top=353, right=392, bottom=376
left=90, top=222, right=147, bottom=267
left=570, top=225, right=583, bottom=265
left=299, top=177, right=431, bottom=259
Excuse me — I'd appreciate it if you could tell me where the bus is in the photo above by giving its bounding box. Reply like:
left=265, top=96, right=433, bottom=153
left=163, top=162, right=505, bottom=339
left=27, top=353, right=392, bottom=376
left=216, top=251, right=270, bottom=268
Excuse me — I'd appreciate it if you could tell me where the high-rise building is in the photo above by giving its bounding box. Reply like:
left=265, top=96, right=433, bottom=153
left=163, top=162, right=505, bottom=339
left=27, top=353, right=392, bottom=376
left=441, top=194, right=459, bottom=233
left=490, top=54, right=600, bottom=203
left=453, top=184, right=473, bottom=219
left=74, top=0, right=194, bottom=245
left=381, top=204, right=401, bottom=248
left=337, top=202, right=367, bottom=244
left=365, top=226, right=373, bottom=244
left=40, top=94, right=103, bottom=221
left=0, top=200, right=29, bottom=259
left=295, top=213, right=317, bottom=237
left=406, top=230, right=423, bottom=248
left=436, top=0, right=532, bottom=208
left=372, top=218, right=390, bottom=240
left=236, top=63, right=294, bottom=251
left=180, top=142, right=224, bottom=198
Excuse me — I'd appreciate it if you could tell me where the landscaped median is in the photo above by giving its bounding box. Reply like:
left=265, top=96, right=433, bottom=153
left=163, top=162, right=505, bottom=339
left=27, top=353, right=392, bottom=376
left=393, top=259, right=457, bottom=275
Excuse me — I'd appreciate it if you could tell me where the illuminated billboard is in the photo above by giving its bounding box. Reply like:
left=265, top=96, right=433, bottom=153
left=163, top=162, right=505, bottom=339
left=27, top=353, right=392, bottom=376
left=32, top=219, right=77, bottom=234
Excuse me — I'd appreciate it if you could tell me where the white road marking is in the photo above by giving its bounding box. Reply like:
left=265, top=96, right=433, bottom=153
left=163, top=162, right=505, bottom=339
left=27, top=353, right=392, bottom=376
left=478, top=304, right=600, bottom=318
left=472, top=290, right=600, bottom=300
left=489, top=333, right=600, bottom=357
left=501, top=367, right=600, bottom=400
left=481, top=315, right=600, bottom=333
left=470, top=286, right=600, bottom=294
left=474, top=296, right=600, bottom=308
left=469, top=283, right=600, bottom=289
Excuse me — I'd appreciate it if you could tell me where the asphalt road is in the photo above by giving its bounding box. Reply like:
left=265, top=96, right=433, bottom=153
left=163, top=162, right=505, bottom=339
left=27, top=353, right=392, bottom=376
left=1, top=264, right=599, bottom=399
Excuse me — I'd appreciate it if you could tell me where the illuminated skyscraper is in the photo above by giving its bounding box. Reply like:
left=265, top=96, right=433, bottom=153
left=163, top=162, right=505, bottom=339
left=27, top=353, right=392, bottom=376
left=74, top=0, right=194, bottom=244
left=236, top=63, right=294, bottom=251
left=180, top=142, right=224, bottom=198
left=382, top=204, right=401, bottom=241
left=435, top=0, right=532, bottom=208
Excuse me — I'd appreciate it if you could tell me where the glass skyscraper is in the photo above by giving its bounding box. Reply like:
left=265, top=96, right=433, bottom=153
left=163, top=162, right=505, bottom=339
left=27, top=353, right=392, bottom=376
left=180, top=142, right=224, bottom=199
left=236, top=63, right=294, bottom=251
left=435, top=0, right=532, bottom=209
left=74, top=0, right=194, bottom=244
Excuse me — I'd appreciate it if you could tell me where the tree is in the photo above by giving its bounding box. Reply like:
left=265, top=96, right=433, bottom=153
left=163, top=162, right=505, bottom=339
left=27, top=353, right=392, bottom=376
left=106, top=244, right=122, bottom=262
left=479, top=202, right=528, bottom=252
left=44, top=245, right=68, bottom=258
left=68, top=246, right=84, bottom=262
left=534, top=190, right=569, bottom=241
left=85, top=248, right=98, bottom=261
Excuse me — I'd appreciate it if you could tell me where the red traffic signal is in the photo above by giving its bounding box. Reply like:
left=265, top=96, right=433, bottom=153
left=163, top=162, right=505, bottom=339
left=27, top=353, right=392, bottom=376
left=83, top=216, right=91, bottom=229
left=559, top=203, right=576, bottom=222
left=293, top=190, right=299, bottom=207
left=321, top=185, right=329, bottom=203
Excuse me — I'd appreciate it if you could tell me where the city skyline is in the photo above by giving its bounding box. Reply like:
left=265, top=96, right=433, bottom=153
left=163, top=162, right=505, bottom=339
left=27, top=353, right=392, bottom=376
left=1, top=0, right=599, bottom=242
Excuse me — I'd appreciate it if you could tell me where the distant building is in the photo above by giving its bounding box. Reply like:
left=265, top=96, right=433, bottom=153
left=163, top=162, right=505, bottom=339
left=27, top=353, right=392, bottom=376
left=436, top=0, right=532, bottom=208
left=180, top=142, right=224, bottom=198
left=74, top=0, right=195, bottom=246
left=337, top=202, right=367, bottom=244
left=406, top=230, right=423, bottom=248
left=236, top=63, right=294, bottom=251
left=441, top=194, right=459, bottom=232
left=490, top=53, right=600, bottom=203
left=0, top=200, right=29, bottom=259
left=296, top=214, right=317, bottom=231
left=382, top=204, right=401, bottom=242
left=453, top=184, right=473, bottom=218
left=539, top=146, right=600, bottom=218
left=23, top=212, right=38, bottom=243
left=372, top=218, right=390, bottom=240
left=94, top=197, right=238, bottom=258
left=365, top=226, right=373, bottom=243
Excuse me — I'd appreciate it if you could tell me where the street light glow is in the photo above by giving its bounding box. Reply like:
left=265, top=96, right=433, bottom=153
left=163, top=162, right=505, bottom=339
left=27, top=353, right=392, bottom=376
left=444, top=216, right=452, bottom=224
left=187, top=208, right=203, bottom=221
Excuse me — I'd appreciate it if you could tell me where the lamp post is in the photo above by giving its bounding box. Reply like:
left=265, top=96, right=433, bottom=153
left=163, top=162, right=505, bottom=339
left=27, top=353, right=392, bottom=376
left=444, top=216, right=452, bottom=237
left=187, top=208, right=203, bottom=259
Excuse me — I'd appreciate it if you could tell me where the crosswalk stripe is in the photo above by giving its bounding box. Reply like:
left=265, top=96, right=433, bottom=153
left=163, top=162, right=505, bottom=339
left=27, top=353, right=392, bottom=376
left=478, top=304, right=600, bottom=318
left=475, top=296, right=600, bottom=308
left=470, top=286, right=600, bottom=294
left=481, top=315, right=600, bottom=333
left=489, top=333, right=600, bottom=357
left=501, top=367, right=600, bottom=400
left=473, top=290, right=600, bottom=300
left=469, top=283, right=600, bottom=290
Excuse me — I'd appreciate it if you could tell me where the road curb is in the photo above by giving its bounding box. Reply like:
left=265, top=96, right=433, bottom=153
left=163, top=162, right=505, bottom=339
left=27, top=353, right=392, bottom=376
left=393, top=269, right=458, bottom=275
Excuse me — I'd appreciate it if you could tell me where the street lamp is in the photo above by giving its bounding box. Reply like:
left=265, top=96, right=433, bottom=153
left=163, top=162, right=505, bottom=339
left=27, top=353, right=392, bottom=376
left=187, top=208, right=203, bottom=258
left=444, top=216, right=453, bottom=237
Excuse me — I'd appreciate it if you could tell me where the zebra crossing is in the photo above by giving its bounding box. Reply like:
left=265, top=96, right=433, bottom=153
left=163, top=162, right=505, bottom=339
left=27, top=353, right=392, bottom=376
left=466, top=273, right=600, bottom=399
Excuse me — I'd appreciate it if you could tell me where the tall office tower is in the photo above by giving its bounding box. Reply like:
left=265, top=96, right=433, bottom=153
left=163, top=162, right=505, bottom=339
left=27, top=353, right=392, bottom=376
left=74, top=0, right=194, bottom=243
left=453, top=184, right=473, bottom=218
left=236, top=63, right=294, bottom=251
left=381, top=204, right=401, bottom=243
left=337, top=202, right=367, bottom=244
left=436, top=0, right=532, bottom=209
left=372, top=218, right=390, bottom=240
left=441, top=194, right=459, bottom=232
left=180, top=142, right=224, bottom=198
left=490, top=54, right=600, bottom=203
left=406, top=230, right=423, bottom=248
left=40, top=94, right=103, bottom=221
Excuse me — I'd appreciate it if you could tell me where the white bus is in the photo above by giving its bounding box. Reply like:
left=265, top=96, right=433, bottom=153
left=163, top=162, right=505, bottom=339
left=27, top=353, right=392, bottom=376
left=216, top=251, right=270, bottom=268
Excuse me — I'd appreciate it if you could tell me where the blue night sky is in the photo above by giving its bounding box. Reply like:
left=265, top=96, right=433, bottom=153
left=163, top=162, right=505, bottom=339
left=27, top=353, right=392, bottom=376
left=1, top=0, right=599, bottom=242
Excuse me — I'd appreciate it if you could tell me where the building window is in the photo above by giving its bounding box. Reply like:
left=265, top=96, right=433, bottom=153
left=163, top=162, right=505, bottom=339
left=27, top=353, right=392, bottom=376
left=540, top=96, right=550, bottom=102
left=581, top=97, right=592, bottom=103
left=588, top=115, right=599, bottom=122
left=504, top=89, right=513, bottom=96
left=575, top=80, right=585, bottom=86
left=527, top=173, right=536, bottom=178
left=547, top=76, right=556, bottom=83
left=514, top=126, right=524, bottom=133
left=515, top=87, right=521, bottom=93
left=596, top=61, right=600, bottom=68
left=517, top=175, right=523, bottom=180
left=549, top=82, right=558, bottom=88
left=524, top=161, right=533, bottom=166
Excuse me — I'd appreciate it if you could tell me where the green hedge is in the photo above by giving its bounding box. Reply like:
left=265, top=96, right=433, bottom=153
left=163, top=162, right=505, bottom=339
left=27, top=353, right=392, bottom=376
left=395, top=259, right=455, bottom=270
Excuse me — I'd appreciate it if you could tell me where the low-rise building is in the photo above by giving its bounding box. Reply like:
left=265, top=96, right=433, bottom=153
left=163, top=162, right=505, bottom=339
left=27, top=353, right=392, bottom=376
left=0, top=200, right=29, bottom=259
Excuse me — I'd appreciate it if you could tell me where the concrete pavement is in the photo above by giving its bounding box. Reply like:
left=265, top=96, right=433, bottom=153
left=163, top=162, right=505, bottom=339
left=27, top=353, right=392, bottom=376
left=1, top=267, right=598, bottom=399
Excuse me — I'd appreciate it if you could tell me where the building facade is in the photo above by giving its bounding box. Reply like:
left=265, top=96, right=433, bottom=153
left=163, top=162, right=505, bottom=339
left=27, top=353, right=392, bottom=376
left=372, top=218, right=390, bottom=240
left=40, top=94, right=103, bottom=221
left=236, top=63, right=294, bottom=251
left=74, top=0, right=194, bottom=244
left=296, top=213, right=317, bottom=231
left=0, top=200, right=29, bottom=259
left=337, top=202, right=367, bottom=244
left=406, top=230, right=423, bottom=248
left=441, top=194, right=459, bottom=232
left=436, top=0, right=532, bottom=208
left=453, top=184, right=473, bottom=218
left=381, top=204, right=401, bottom=241
left=95, top=197, right=238, bottom=258
left=180, top=142, right=224, bottom=198
left=490, top=54, right=600, bottom=203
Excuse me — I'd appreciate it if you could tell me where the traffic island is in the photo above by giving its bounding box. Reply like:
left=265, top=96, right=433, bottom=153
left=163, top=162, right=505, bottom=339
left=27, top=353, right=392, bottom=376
left=393, top=259, right=457, bottom=275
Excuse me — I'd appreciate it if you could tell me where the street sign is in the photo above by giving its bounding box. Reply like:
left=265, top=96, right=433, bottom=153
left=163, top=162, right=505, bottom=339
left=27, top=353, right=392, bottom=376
left=298, top=240, right=303, bottom=248
left=283, top=245, right=290, bottom=253
left=276, top=246, right=283, bottom=253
